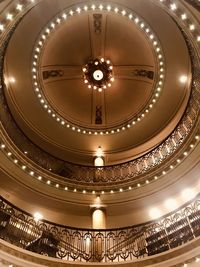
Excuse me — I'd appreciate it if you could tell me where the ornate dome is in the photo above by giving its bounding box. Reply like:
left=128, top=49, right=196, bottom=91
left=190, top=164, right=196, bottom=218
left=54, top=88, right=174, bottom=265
left=0, top=0, right=199, bottom=230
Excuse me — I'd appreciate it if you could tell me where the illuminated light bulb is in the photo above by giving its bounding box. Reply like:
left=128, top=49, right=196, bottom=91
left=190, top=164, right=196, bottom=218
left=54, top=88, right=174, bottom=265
left=88, top=85, right=92, bottom=89
left=103, top=85, right=107, bottom=89
left=110, top=77, right=114, bottom=82
left=170, top=3, right=177, bottom=10
left=164, top=198, right=177, bottom=210
left=109, top=66, right=113, bottom=70
left=129, top=186, right=132, bottom=190
left=119, top=188, right=123, bottom=192
left=92, top=191, right=95, bottom=194
left=99, top=4, right=103, bottom=10
left=30, top=171, right=34, bottom=176
left=0, top=24, right=4, bottom=31
left=122, top=10, right=126, bottom=16
left=101, top=58, right=104, bottom=62
left=110, top=190, right=114, bottom=193
left=181, top=13, right=187, bottom=20
left=7, top=152, right=12, bottom=156
left=22, top=165, right=26, bottom=170
left=95, top=61, right=98, bottom=65
left=149, top=208, right=162, bottom=219
left=190, top=24, right=195, bottom=31
left=38, top=176, right=42, bottom=180
left=93, top=86, right=97, bottom=90
left=179, top=75, right=187, bottom=83
left=114, top=7, right=119, bottom=13
left=7, top=13, right=13, bottom=20
left=62, top=13, right=67, bottom=19
left=84, top=79, right=88, bottom=83
left=107, top=5, right=111, bottom=11
left=74, top=188, right=77, bottom=192
left=135, top=18, right=139, bottom=23
left=96, top=146, right=103, bottom=157
left=9, top=77, right=16, bottom=83
left=197, top=36, right=200, bottom=42
left=69, top=10, right=74, bottom=15
left=65, top=187, right=68, bottom=190
left=83, top=190, right=86, bottom=194
left=129, top=14, right=133, bottom=19
left=56, top=184, right=59, bottom=188
left=91, top=4, right=96, bottom=10
left=47, top=180, right=51, bottom=184
left=84, top=6, right=88, bottom=11
left=182, top=188, right=196, bottom=200
left=137, top=183, right=141, bottom=187
left=76, top=7, right=81, bottom=13
left=34, top=212, right=43, bottom=221
left=108, top=83, right=111, bottom=87
left=1, top=144, right=5, bottom=149
left=16, top=4, right=23, bottom=11
left=106, top=60, right=110, bottom=64
left=98, top=88, right=102, bottom=92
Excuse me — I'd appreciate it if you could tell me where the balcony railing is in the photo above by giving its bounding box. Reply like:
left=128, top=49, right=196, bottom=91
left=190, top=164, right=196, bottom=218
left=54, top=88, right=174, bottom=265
left=0, top=195, right=200, bottom=262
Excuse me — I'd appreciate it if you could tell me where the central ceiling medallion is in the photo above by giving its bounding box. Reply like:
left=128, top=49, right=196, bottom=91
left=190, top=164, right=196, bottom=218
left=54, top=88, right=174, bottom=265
left=83, top=58, right=114, bottom=92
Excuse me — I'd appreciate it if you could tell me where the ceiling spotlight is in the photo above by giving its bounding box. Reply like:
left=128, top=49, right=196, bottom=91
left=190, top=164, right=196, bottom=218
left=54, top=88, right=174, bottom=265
left=34, top=212, right=43, bottom=221
left=179, top=75, right=187, bottom=83
left=8, top=77, right=16, bottom=83
left=149, top=208, right=162, bottom=219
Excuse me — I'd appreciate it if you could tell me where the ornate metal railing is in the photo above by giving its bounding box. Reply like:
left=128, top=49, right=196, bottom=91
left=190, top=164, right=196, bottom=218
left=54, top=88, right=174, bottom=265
left=1, top=195, right=200, bottom=262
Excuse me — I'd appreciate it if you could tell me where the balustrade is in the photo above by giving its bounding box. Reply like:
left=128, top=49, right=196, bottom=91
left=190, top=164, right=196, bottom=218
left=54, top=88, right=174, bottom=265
left=1, top=196, right=200, bottom=262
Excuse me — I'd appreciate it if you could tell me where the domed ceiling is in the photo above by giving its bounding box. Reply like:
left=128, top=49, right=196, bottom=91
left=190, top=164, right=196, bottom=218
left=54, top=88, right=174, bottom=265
left=0, top=0, right=199, bottom=227
left=3, top=0, right=191, bottom=167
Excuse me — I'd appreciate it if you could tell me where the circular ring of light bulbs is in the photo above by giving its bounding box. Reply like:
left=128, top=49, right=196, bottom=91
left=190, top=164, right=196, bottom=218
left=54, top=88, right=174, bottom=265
left=32, top=2, right=166, bottom=135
